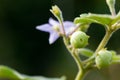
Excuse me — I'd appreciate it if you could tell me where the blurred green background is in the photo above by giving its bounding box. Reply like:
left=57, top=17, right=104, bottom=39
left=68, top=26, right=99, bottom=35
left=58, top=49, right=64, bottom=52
left=0, top=0, right=120, bottom=80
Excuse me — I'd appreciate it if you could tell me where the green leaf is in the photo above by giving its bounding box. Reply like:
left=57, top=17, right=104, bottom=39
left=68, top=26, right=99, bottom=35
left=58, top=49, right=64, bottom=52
left=74, top=13, right=113, bottom=26
left=0, top=65, right=24, bottom=80
left=78, top=24, right=90, bottom=32
left=23, top=76, right=66, bottom=80
left=0, top=65, right=66, bottom=80
left=76, top=48, right=94, bottom=57
left=74, top=17, right=94, bottom=24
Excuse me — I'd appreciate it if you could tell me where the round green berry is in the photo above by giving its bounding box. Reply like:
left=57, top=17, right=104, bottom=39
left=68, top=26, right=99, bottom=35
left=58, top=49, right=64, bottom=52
left=95, top=49, right=113, bottom=69
left=70, top=31, right=89, bottom=48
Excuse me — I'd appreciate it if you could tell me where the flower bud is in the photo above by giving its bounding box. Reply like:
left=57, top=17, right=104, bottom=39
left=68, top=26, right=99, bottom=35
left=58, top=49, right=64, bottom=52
left=70, top=31, right=89, bottom=48
left=50, top=5, right=63, bottom=21
left=95, top=49, right=112, bottom=69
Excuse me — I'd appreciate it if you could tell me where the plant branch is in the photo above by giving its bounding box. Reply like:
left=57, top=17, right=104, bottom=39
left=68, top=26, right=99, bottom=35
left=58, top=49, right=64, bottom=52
left=95, top=29, right=113, bottom=54
left=84, top=29, right=114, bottom=65
left=59, top=20, right=66, bottom=37
left=63, top=38, right=85, bottom=80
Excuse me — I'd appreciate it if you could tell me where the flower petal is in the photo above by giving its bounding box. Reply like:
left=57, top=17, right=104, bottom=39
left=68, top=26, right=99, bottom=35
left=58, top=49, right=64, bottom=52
left=49, top=18, right=59, bottom=25
left=63, top=21, right=75, bottom=35
left=63, top=21, right=74, bottom=28
left=49, top=32, right=59, bottom=44
left=36, top=24, right=53, bottom=32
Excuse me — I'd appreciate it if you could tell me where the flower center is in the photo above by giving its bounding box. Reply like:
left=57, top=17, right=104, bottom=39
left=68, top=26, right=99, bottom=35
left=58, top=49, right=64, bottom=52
left=52, top=25, right=60, bottom=32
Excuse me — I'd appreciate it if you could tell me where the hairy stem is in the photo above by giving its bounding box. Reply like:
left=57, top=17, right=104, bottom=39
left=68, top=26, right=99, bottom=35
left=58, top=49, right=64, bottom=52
left=110, top=7, right=116, bottom=17
left=75, top=70, right=85, bottom=80
left=59, top=20, right=66, bottom=37
left=63, top=38, right=85, bottom=80
left=84, top=29, right=114, bottom=64
left=95, top=29, right=113, bottom=54
left=72, top=49, right=85, bottom=80
left=72, top=48, right=84, bottom=71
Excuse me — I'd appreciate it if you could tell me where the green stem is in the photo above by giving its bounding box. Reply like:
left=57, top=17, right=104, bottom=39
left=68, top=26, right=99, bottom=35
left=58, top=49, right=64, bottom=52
left=72, top=48, right=84, bottom=71
left=112, top=55, right=120, bottom=64
left=84, top=29, right=114, bottom=64
left=110, top=7, right=116, bottom=16
left=59, top=20, right=66, bottom=37
left=72, top=49, right=85, bottom=80
left=95, top=29, right=113, bottom=54
left=75, top=70, right=85, bottom=80
left=63, top=38, right=85, bottom=80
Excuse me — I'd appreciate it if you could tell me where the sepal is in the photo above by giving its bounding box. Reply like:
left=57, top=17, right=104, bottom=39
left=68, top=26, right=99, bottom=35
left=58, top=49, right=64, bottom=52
left=112, top=55, right=120, bottom=63
left=76, top=48, right=93, bottom=57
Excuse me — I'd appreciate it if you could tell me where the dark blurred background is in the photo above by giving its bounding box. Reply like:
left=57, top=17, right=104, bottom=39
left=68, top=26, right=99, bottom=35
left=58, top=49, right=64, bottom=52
left=0, top=0, right=120, bottom=80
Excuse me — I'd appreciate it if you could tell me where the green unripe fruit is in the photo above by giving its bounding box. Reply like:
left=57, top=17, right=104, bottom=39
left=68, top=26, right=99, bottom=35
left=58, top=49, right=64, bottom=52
left=95, top=49, right=113, bottom=69
left=70, top=31, right=89, bottom=48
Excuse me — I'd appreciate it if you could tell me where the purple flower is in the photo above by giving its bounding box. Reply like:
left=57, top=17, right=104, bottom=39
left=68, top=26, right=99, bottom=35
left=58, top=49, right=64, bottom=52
left=36, top=18, right=74, bottom=44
